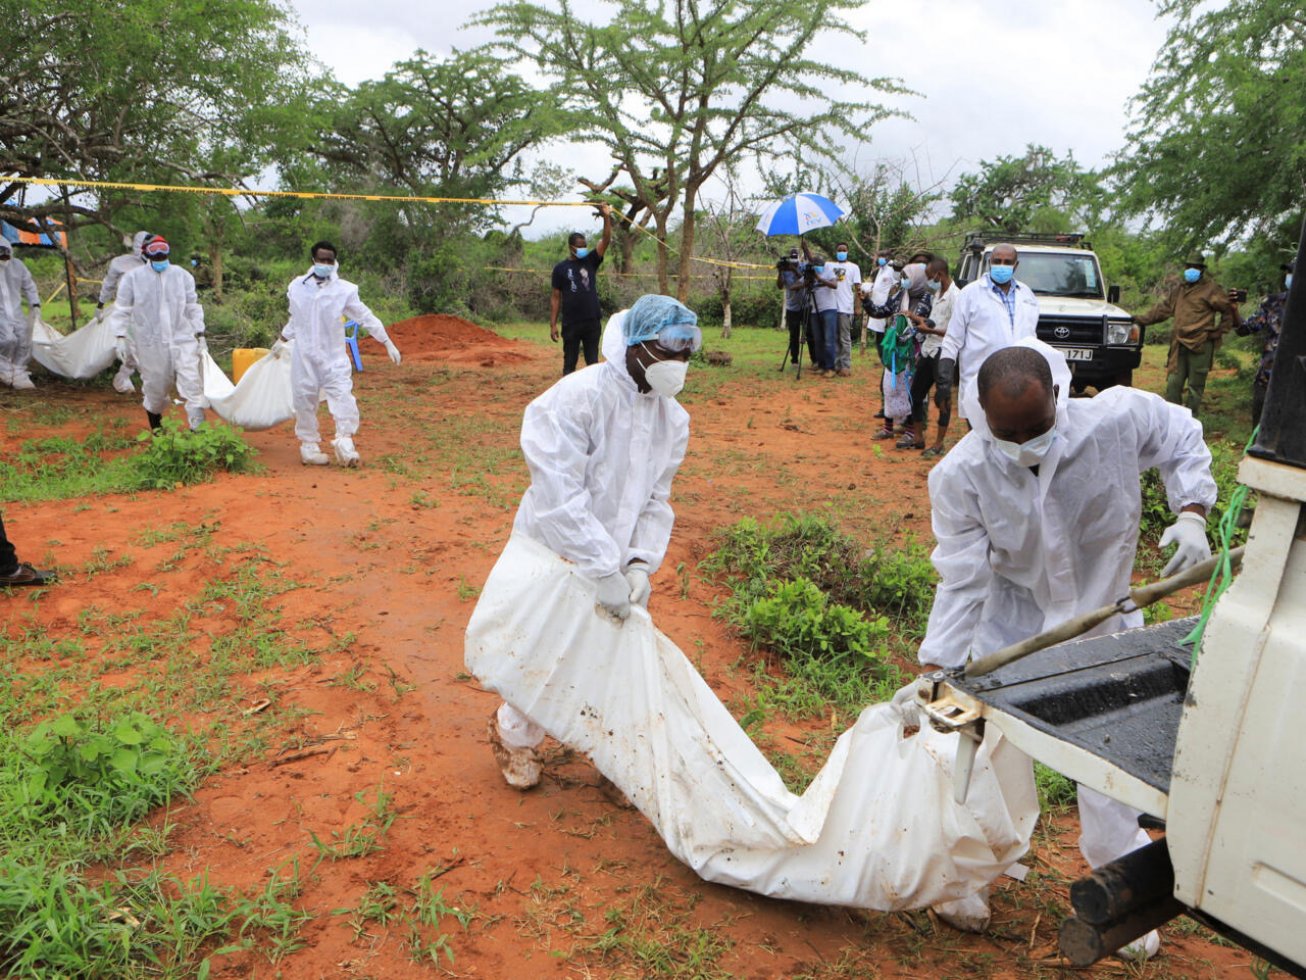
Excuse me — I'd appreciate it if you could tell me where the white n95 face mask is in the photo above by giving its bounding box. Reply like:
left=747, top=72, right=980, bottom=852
left=645, top=359, right=688, bottom=397
left=994, top=425, right=1057, bottom=467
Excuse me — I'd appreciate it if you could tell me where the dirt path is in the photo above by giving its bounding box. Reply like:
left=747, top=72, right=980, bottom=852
left=0, top=323, right=1259, bottom=978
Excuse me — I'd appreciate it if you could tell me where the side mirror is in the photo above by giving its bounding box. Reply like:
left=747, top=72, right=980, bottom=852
left=1107, top=284, right=1121, bottom=304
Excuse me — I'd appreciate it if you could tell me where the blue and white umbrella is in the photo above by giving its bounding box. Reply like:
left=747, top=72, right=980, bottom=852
left=755, top=192, right=845, bottom=237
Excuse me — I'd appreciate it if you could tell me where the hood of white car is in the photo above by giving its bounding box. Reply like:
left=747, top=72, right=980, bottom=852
left=1035, top=295, right=1131, bottom=320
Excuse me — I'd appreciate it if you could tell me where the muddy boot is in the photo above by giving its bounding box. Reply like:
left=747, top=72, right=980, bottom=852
left=486, top=711, right=541, bottom=790
left=146, top=411, right=163, bottom=431
left=932, top=888, right=991, bottom=933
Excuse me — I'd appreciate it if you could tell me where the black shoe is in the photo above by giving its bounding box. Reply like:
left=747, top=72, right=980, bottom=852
left=146, top=411, right=163, bottom=430
left=0, top=563, right=55, bottom=587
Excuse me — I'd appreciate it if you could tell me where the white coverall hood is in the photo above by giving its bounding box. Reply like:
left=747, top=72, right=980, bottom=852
left=962, top=337, right=1072, bottom=446
left=131, top=231, right=151, bottom=255
left=512, top=309, right=690, bottom=581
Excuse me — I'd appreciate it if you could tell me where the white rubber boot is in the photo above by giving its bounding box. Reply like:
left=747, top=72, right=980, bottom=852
left=487, top=711, right=542, bottom=790
left=932, top=888, right=991, bottom=933
left=300, top=442, right=330, bottom=466
left=332, top=436, right=360, bottom=467
left=1115, top=929, right=1161, bottom=962
left=10, top=370, right=35, bottom=391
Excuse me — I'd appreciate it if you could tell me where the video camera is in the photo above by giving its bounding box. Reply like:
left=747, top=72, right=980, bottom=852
left=776, top=255, right=802, bottom=272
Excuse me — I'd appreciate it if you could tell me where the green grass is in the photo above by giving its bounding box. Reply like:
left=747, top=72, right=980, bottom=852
left=0, top=548, right=346, bottom=976
left=0, top=419, right=255, bottom=503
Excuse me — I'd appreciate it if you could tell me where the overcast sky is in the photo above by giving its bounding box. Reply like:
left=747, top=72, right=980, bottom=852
left=284, top=0, right=1173, bottom=237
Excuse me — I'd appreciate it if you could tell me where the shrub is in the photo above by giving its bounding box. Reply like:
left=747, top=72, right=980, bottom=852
left=134, top=420, right=255, bottom=488
left=740, top=577, right=889, bottom=664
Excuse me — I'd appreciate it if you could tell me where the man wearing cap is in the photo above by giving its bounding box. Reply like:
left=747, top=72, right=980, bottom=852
left=1132, top=254, right=1240, bottom=417
left=1236, top=262, right=1293, bottom=426
left=106, top=236, right=208, bottom=431
left=97, top=231, right=152, bottom=394
left=479, top=294, right=701, bottom=789
left=0, top=238, right=42, bottom=390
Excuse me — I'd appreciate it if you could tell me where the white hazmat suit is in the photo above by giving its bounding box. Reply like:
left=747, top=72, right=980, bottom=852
left=98, top=232, right=151, bottom=393
left=921, top=338, right=1217, bottom=957
left=0, top=244, right=41, bottom=389
left=495, top=308, right=691, bottom=753
left=941, top=272, right=1040, bottom=421
left=107, top=263, right=207, bottom=429
left=281, top=269, right=394, bottom=461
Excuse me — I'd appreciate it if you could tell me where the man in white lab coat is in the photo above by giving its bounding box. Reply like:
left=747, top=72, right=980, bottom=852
left=936, top=243, right=1040, bottom=423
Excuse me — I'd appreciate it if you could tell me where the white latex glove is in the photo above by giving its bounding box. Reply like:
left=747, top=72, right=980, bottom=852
left=384, top=338, right=402, bottom=365
left=114, top=337, right=129, bottom=363
left=270, top=338, right=288, bottom=359
left=624, top=565, right=651, bottom=608
left=195, top=333, right=208, bottom=354
left=889, top=679, right=926, bottom=728
left=1159, top=511, right=1211, bottom=577
left=27, top=306, right=39, bottom=329
left=596, top=571, right=631, bottom=621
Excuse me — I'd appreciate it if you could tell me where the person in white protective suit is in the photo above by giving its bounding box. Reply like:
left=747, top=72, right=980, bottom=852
left=919, top=338, right=1217, bottom=960
left=0, top=238, right=42, bottom=390
left=106, top=236, right=208, bottom=431
left=270, top=241, right=401, bottom=467
left=935, top=242, right=1041, bottom=424
left=96, top=231, right=152, bottom=394
left=486, top=293, right=702, bottom=789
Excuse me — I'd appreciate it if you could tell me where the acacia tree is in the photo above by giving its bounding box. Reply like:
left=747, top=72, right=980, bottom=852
left=0, top=0, right=309, bottom=240
left=697, top=167, right=757, bottom=337
left=949, top=144, right=1100, bottom=235
left=479, top=0, right=901, bottom=300
left=1114, top=0, right=1306, bottom=247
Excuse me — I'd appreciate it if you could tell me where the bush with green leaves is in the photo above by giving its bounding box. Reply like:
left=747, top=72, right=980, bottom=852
left=740, top=577, right=888, bottom=663
left=705, top=512, right=936, bottom=631
left=7, top=711, right=195, bottom=837
left=134, top=420, right=255, bottom=489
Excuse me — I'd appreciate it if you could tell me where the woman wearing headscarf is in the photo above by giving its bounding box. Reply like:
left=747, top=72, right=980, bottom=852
left=863, top=260, right=932, bottom=444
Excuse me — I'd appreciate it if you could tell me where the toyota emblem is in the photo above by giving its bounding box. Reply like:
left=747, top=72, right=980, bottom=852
left=1053, top=326, right=1071, bottom=340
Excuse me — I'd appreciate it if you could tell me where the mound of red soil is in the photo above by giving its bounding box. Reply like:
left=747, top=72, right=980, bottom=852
left=373, top=313, right=530, bottom=366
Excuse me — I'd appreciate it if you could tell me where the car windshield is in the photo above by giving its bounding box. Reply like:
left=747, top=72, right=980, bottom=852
left=986, top=252, right=1103, bottom=298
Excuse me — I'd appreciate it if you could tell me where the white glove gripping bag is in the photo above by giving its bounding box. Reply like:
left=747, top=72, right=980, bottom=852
left=465, top=533, right=1038, bottom=911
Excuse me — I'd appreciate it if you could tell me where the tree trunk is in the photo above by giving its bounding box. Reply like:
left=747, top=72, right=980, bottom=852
left=720, top=268, right=733, bottom=338
left=676, top=191, right=698, bottom=303
left=654, top=211, right=671, bottom=296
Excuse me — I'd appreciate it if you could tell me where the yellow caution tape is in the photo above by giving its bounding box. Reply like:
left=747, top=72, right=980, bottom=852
left=7, top=173, right=777, bottom=272
left=3, top=174, right=600, bottom=209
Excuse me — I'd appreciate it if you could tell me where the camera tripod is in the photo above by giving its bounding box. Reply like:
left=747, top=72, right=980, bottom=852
left=778, top=279, right=823, bottom=380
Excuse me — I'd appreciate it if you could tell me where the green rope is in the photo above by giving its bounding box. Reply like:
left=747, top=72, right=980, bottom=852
left=1182, top=426, right=1260, bottom=664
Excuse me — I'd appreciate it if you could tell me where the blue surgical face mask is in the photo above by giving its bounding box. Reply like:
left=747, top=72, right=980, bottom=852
left=877, top=257, right=887, bottom=267
left=1183, top=267, right=1201, bottom=284
left=150, top=260, right=169, bottom=272
left=926, top=278, right=941, bottom=292
left=190, top=259, right=198, bottom=267
left=1287, top=273, right=1294, bottom=289
left=813, top=265, right=825, bottom=276
left=574, top=246, right=589, bottom=259
left=989, top=264, right=1014, bottom=285
left=899, top=276, right=911, bottom=290
left=312, top=263, right=334, bottom=279
left=836, top=251, right=848, bottom=261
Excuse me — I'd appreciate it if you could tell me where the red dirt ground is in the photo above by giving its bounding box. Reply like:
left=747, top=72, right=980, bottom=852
left=0, top=330, right=1262, bottom=979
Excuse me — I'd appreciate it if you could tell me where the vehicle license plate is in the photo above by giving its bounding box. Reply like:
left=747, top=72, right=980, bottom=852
left=1059, top=348, right=1094, bottom=361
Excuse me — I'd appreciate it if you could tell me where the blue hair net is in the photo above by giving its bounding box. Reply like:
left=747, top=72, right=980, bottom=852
left=624, top=294, right=698, bottom=347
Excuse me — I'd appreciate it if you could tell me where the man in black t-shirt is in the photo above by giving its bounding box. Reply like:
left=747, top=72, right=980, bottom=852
left=550, top=203, right=613, bottom=375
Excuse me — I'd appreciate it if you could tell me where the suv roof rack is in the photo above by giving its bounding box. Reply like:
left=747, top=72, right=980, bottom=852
left=963, top=231, right=1092, bottom=251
